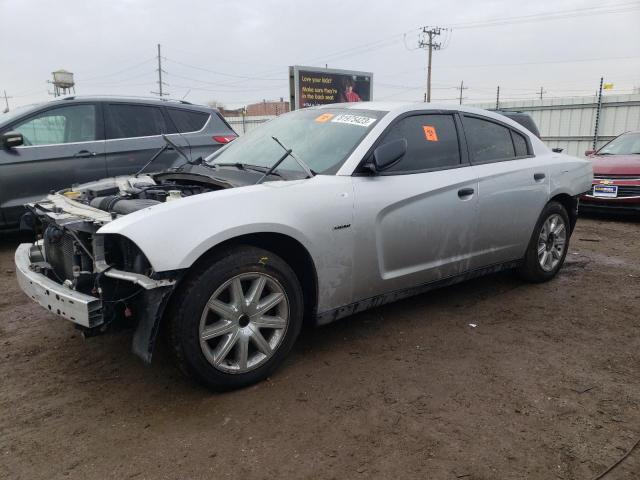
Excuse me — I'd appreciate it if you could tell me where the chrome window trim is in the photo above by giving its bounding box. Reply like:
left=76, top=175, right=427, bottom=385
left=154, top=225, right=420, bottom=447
left=12, top=132, right=185, bottom=149
left=104, top=132, right=184, bottom=143
left=14, top=139, right=105, bottom=149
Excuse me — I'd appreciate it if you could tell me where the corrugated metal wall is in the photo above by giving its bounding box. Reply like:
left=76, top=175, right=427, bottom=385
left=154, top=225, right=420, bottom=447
left=472, top=94, right=640, bottom=157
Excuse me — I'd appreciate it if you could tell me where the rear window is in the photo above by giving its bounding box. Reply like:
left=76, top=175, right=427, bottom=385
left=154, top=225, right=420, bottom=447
left=106, top=104, right=170, bottom=139
left=512, top=131, right=529, bottom=157
left=463, top=116, right=516, bottom=164
left=167, top=108, right=210, bottom=133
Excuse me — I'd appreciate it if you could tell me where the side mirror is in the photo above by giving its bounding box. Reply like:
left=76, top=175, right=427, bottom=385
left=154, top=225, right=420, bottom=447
left=2, top=131, right=24, bottom=149
left=371, top=138, right=407, bottom=172
left=584, top=149, right=596, bottom=156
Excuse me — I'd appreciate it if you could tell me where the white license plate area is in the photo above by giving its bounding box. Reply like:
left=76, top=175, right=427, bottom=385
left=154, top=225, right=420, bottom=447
left=593, top=184, right=618, bottom=198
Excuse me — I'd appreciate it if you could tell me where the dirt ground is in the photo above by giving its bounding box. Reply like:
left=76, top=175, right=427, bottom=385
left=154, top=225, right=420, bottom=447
left=1, top=215, right=639, bottom=480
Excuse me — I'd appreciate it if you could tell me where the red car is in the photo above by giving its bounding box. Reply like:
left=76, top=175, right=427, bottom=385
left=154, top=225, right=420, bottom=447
left=581, top=131, right=640, bottom=213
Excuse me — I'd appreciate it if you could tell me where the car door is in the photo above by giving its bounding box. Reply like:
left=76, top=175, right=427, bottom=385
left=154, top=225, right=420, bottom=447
left=351, top=112, right=479, bottom=302
left=460, top=114, right=550, bottom=269
left=103, top=102, right=190, bottom=177
left=0, top=102, right=107, bottom=227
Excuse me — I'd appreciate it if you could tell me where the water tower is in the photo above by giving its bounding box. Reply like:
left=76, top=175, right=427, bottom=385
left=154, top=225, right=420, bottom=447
left=50, top=69, right=75, bottom=97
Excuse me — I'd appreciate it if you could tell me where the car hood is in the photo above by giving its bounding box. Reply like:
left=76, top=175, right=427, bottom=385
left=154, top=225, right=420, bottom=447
left=590, top=154, right=640, bottom=175
left=27, top=163, right=293, bottom=228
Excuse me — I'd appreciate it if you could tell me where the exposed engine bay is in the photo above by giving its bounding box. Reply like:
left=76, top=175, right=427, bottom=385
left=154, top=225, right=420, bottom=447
left=20, top=170, right=235, bottom=360
left=58, top=171, right=231, bottom=216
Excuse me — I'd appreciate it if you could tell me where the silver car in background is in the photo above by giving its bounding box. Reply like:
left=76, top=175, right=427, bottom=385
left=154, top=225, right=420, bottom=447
left=15, top=102, right=592, bottom=390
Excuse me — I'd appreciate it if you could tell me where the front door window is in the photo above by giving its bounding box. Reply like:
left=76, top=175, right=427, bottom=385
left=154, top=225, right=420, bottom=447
left=13, top=105, right=97, bottom=146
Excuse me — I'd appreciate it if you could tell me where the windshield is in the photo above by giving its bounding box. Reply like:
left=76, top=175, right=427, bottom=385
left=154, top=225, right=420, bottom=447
left=598, top=132, right=640, bottom=155
left=206, top=107, right=386, bottom=175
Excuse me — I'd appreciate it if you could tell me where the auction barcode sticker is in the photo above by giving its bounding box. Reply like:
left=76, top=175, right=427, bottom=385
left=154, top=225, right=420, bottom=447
left=331, top=114, right=377, bottom=127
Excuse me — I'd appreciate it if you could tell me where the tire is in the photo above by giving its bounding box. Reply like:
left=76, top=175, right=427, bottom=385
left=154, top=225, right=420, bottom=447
left=518, top=201, right=571, bottom=283
left=167, top=245, right=303, bottom=391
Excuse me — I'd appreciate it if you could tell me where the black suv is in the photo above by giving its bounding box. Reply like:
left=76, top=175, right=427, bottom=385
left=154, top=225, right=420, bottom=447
left=0, top=96, right=237, bottom=229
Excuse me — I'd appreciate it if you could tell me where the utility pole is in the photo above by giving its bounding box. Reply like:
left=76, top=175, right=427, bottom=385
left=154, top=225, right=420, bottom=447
left=539, top=86, right=546, bottom=100
left=457, top=80, right=468, bottom=105
left=2, top=90, right=12, bottom=113
left=496, top=86, right=500, bottom=110
left=151, top=43, right=169, bottom=97
left=418, top=26, right=447, bottom=102
left=593, top=77, right=604, bottom=150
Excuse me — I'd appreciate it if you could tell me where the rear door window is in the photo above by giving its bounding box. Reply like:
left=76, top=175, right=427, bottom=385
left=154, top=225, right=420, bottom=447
left=13, top=104, right=97, bottom=146
left=106, top=104, right=170, bottom=139
left=379, top=114, right=462, bottom=173
left=512, top=130, right=529, bottom=157
left=167, top=108, right=210, bottom=133
left=462, top=116, right=516, bottom=164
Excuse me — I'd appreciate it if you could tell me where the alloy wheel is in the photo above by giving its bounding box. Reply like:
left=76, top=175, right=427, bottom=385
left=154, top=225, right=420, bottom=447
left=537, top=213, right=567, bottom=272
left=199, top=272, right=289, bottom=373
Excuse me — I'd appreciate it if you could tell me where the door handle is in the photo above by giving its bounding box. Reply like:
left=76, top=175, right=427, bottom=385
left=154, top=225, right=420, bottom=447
left=458, top=187, right=475, bottom=198
left=534, top=172, right=546, bottom=181
left=74, top=150, right=97, bottom=158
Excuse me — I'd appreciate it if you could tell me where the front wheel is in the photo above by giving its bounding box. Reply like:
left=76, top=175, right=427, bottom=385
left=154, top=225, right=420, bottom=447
left=518, top=201, right=570, bottom=283
left=168, top=246, right=303, bottom=391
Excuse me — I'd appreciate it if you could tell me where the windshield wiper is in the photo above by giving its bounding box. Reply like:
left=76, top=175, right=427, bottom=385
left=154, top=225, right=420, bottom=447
left=254, top=137, right=315, bottom=185
left=137, top=134, right=192, bottom=176
left=215, top=162, right=283, bottom=178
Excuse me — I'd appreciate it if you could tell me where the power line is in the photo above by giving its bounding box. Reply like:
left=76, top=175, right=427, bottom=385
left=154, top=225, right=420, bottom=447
left=76, top=57, right=156, bottom=82
left=169, top=83, right=285, bottom=93
left=449, top=2, right=640, bottom=29
left=81, top=69, right=156, bottom=85
left=162, top=57, right=282, bottom=81
left=66, top=2, right=639, bottom=94
left=166, top=71, right=283, bottom=88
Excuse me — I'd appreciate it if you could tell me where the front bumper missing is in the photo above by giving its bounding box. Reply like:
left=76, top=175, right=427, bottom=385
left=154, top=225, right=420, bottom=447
left=15, top=243, right=103, bottom=328
left=15, top=242, right=180, bottom=363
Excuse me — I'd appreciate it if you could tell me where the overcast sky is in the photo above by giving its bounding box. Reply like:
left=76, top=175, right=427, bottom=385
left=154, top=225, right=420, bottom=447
left=1, top=0, right=639, bottom=110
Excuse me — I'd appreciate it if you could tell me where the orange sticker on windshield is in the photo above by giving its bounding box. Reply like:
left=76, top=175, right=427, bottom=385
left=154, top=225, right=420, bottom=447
left=315, top=113, right=334, bottom=123
left=423, top=125, right=438, bottom=141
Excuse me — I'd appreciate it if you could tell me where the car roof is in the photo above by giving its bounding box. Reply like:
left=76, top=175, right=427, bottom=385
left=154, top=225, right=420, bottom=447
left=0, top=96, right=219, bottom=129
left=24, top=96, right=215, bottom=113
left=315, top=101, right=531, bottom=130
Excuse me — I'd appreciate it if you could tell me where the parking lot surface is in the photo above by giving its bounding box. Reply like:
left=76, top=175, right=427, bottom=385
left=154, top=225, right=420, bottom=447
left=1, top=216, right=638, bottom=480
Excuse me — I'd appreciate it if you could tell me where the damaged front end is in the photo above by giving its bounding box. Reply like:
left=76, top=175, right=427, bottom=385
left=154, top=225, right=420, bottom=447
left=13, top=175, right=212, bottom=363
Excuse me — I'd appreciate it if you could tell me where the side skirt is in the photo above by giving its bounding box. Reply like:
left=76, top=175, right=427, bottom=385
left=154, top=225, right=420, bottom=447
left=315, top=259, right=523, bottom=326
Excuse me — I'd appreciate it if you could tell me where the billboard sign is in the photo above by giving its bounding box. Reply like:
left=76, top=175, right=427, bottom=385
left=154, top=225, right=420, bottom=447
left=289, top=65, right=373, bottom=110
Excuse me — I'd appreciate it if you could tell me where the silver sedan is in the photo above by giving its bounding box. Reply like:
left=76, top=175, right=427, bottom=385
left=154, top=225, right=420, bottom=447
left=15, top=102, right=593, bottom=390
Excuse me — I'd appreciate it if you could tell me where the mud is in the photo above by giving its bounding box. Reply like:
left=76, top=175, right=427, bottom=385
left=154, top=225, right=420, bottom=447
left=1, top=215, right=639, bottom=479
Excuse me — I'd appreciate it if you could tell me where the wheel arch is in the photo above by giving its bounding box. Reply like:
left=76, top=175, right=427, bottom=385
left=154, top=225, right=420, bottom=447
left=185, top=232, right=319, bottom=324
left=549, top=192, right=578, bottom=233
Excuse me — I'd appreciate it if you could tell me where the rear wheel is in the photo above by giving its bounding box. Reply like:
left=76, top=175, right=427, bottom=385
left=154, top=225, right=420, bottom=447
left=168, top=246, right=303, bottom=391
left=518, top=201, right=570, bottom=283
